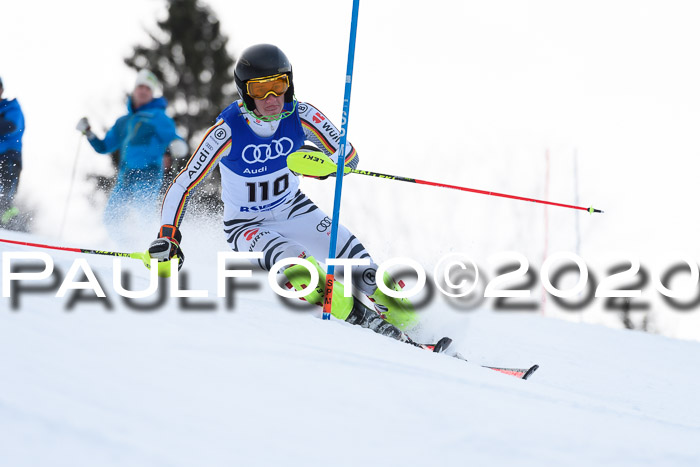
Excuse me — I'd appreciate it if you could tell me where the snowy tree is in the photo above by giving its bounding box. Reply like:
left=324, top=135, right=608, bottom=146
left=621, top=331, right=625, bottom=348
left=124, top=0, right=237, bottom=147
left=120, top=0, right=239, bottom=212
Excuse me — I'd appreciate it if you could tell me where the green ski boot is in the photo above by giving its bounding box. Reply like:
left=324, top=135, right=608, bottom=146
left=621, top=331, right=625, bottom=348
left=282, top=256, right=354, bottom=320
left=368, top=271, right=420, bottom=331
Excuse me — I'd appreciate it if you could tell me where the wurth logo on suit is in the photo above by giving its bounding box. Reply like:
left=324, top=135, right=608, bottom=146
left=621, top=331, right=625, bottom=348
left=320, top=121, right=341, bottom=144
left=298, top=103, right=348, bottom=150
left=247, top=229, right=272, bottom=251
left=243, top=229, right=259, bottom=241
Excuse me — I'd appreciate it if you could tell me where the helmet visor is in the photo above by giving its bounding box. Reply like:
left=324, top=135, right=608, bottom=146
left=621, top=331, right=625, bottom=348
left=246, top=74, right=289, bottom=100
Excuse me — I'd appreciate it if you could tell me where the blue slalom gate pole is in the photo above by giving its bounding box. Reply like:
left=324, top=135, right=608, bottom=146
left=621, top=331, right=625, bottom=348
left=322, top=0, right=360, bottom=320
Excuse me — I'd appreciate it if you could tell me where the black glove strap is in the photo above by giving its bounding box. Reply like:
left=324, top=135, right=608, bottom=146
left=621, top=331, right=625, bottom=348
left=158, top=224, right=182, bottom=243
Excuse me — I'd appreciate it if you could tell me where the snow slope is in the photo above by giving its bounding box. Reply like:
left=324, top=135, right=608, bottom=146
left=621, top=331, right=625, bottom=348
left=1, top=229, right=700, bottom=467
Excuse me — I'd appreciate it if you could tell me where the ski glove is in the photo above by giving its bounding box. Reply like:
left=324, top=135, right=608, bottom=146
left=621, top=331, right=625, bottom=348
left=76, top=117, right=90, bottom=133
left=76, top=117, right=95, bottom=138
left=149, top=224, right=185, bottom=270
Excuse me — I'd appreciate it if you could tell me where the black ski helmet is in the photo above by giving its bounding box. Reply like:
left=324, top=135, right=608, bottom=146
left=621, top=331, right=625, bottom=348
left=234, top=44, right=295, bottom=111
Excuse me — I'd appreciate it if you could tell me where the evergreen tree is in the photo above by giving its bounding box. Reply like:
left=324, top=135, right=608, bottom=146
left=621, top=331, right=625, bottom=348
left=125, top=0, right=238, bottom=146
left=121, top=0, right=238, bottom=213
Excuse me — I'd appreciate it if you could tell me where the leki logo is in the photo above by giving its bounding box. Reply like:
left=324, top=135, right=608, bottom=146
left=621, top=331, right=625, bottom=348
left=244, top=229, right=260, bottom=241
left=241, top=137, right=294, bottom=164
left=312, top=112, right=325, bottom=124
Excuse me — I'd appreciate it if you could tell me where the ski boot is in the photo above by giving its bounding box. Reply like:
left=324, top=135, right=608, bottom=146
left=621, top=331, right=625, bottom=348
left=345, top=299, right=404, bottom=340
left=368, top=271, right=420, bottom=331
left=282, top=256, right=354, bottom=320
left=346, top=299, right=452, bottom=353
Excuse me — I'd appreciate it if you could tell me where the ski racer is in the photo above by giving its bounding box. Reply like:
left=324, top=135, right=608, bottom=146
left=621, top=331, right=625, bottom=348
left=147, top=44, right=422, bottom=343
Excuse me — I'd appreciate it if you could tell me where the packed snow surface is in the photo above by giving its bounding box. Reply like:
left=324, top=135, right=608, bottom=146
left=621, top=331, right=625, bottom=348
left=1, top=230, right=699, bottom=467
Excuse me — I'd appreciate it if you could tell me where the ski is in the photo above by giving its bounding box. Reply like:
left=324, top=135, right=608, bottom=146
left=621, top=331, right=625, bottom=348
left=407, top=336, right=453, bottom=353
left=452, top=352, right=539, bottom=380
left=405, top=336, right=537, bottom=379
left=485, top=364, right=539, bottom=380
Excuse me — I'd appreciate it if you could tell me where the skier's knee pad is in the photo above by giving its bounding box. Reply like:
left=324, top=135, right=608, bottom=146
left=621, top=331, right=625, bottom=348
left=282, top=256, right=353, bottom=320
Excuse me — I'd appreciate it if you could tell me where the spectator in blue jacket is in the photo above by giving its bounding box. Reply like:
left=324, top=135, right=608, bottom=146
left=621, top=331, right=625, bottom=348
left=76, top=70, right=188, bottom=243
left=0, top=76, right=25, bottom=227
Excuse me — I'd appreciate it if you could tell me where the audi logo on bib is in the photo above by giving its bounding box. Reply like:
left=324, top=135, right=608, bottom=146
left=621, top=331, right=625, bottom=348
left=241, top=137, right=294, bottom=164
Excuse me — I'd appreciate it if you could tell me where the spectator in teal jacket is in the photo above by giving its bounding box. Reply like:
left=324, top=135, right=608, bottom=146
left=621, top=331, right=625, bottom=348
left=77, top=70, right=188, bottom=243
left=0, top=76, right=25, bottom=227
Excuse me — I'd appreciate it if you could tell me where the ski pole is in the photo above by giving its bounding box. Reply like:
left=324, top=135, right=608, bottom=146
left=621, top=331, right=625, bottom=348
left=59, top=134, right=83, bottom=239
left=0, top=237, right=152, bottom=267
left=323, top=0, right=361, bottom=320
left=287, top=151, right=604, bottom=214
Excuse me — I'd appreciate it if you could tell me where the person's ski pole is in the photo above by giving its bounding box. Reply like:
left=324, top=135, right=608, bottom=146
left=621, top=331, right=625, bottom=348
left=287, top=151, right=604, bottom=214
left=323, top=0, right=361, bottom=320
left=0, top=237, right=164, bottom=271
left=59, top=134, right=83, bottom=239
